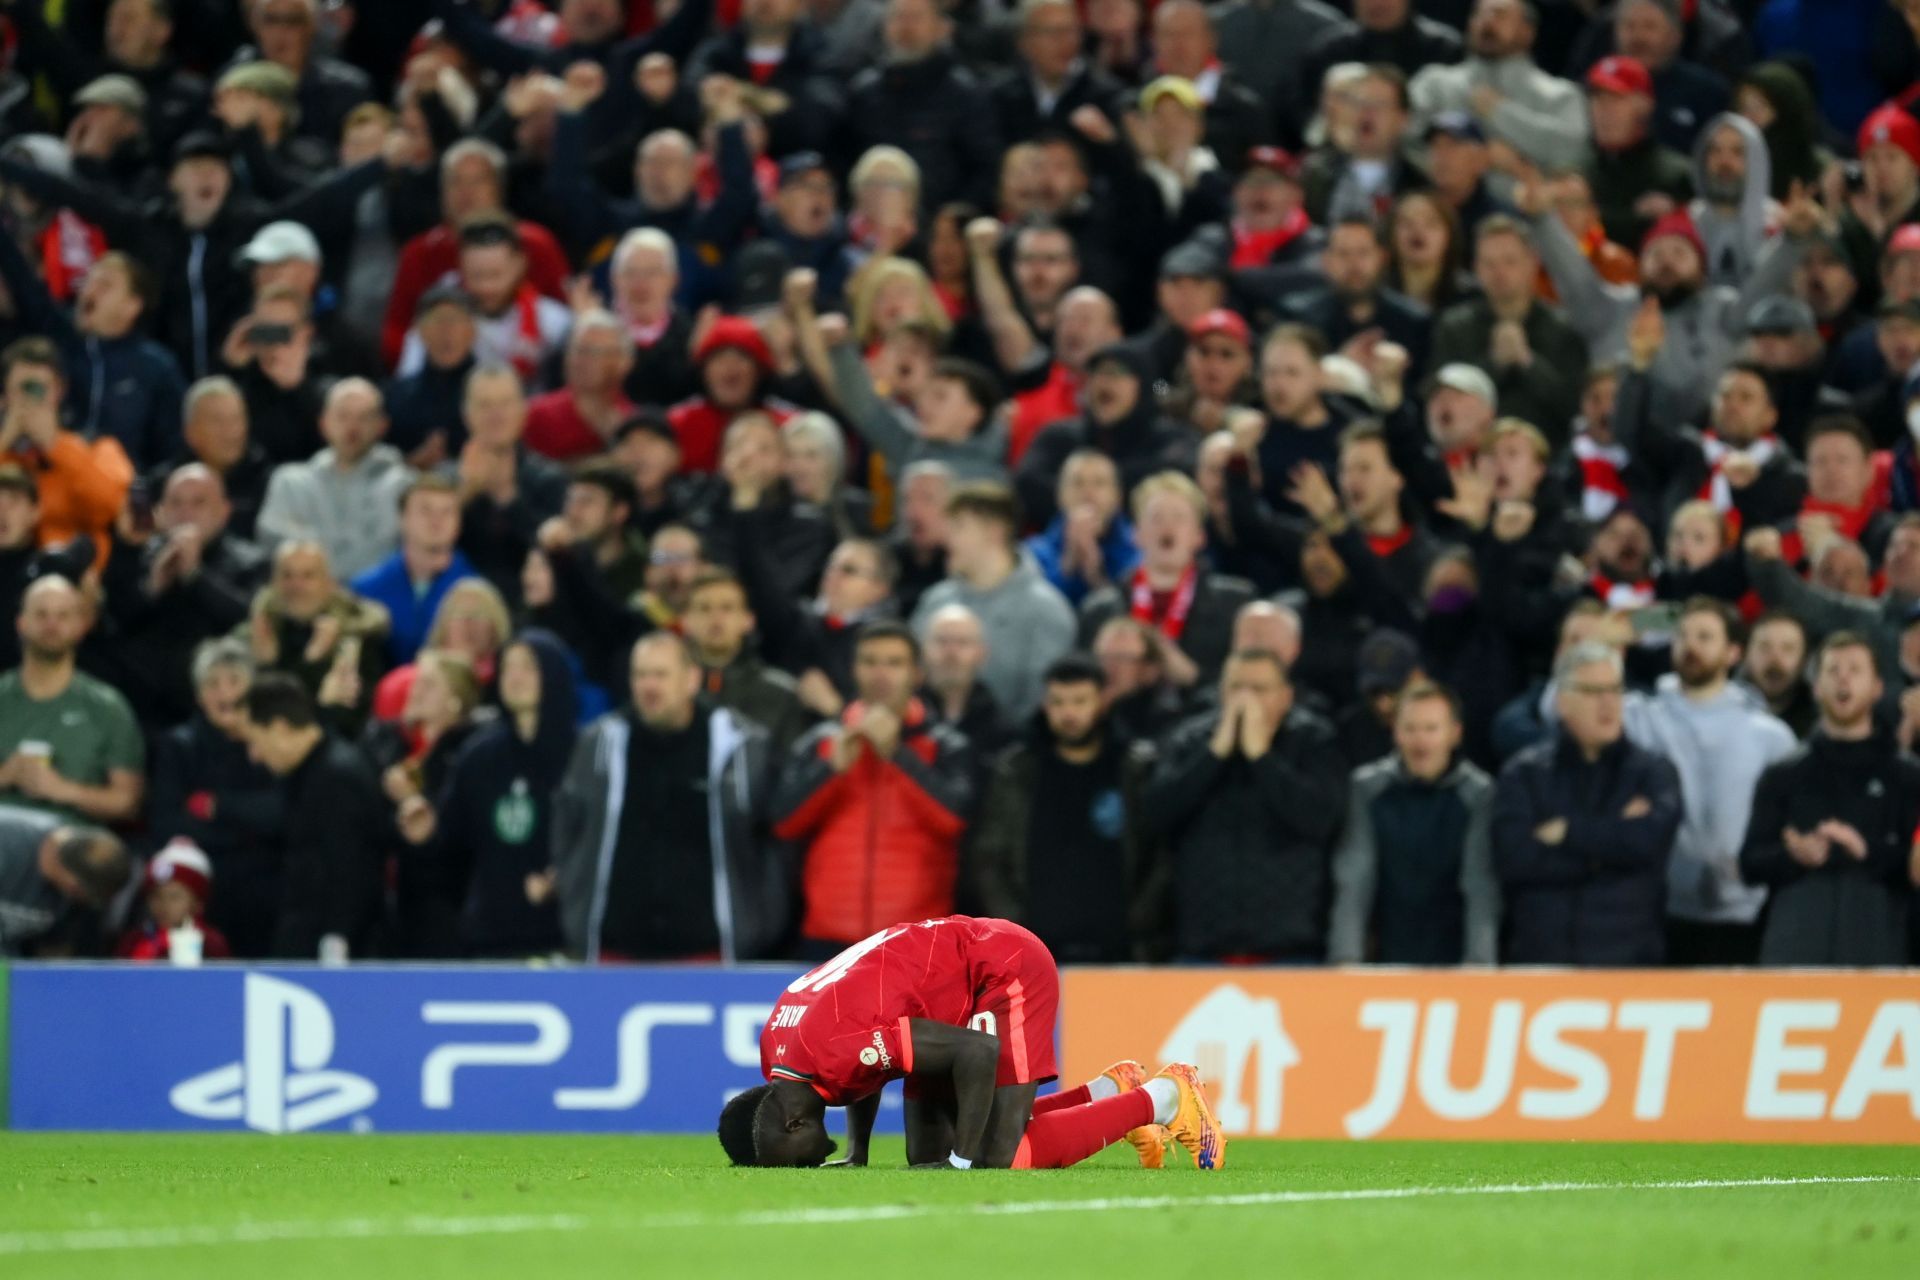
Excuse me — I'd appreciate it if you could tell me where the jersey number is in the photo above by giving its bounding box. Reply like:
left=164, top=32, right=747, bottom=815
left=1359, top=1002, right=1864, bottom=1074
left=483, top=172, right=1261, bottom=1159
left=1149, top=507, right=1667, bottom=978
left=786, top=926, right=907, bottom=995
left=970, top=1012, right=997, bottom=1038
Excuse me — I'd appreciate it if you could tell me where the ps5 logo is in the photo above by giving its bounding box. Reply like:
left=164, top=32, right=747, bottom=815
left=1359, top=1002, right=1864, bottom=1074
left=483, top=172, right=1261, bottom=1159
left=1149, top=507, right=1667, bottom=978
left=170, top=974, right=378, bottom=1132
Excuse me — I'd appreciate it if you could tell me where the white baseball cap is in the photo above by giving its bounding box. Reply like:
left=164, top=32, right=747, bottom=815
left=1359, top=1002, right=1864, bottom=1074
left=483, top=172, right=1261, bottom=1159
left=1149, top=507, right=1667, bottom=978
left=1432, top=363, right=1497, bottom=411
left=239, top=220, right=322, bottom=267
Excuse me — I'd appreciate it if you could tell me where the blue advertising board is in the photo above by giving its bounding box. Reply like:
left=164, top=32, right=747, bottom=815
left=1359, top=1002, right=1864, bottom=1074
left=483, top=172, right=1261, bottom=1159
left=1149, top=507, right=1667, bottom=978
left=6, top=964, right=913, bottom=1134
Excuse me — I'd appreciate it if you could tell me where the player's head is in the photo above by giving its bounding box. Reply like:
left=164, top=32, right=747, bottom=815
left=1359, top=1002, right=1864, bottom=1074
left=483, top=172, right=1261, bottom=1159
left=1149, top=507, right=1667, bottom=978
left=717, top=1082, right=836, bottom=1167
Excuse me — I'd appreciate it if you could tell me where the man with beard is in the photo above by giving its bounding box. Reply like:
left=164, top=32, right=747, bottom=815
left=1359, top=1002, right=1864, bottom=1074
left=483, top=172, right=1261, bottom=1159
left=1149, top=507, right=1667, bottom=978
left=1527, top=174, right=1815, bottom=429
left=1741, top=632, right=1920, bottom=967
left=1615, top=311, right=1806, bottom=534
left=379, top=138, right=570, bottom=372
left=1677, top=114, right=1778, bottom=291
left=1409, top=0, right=1589, bottom=175
left=1740, top=610, right=1818, bottom=738
left=971, top=654, right=1157, bottom=963
left=1285, top=218, right=1432, bottom=382
left=1623, top=597, right=1796, bottom=966
left=1160, top=310, right=1256, bottom=440
left=396, top=219, right=572, bottom=390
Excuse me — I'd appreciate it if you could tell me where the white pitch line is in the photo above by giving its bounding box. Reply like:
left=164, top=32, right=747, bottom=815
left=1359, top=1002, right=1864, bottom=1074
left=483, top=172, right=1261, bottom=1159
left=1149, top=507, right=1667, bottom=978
left=705, top=1174, right=1920, bottom=1229
left=4, top=1175, right=1913, bottom=1255
left=0, top=1213, right=590, bottom=1257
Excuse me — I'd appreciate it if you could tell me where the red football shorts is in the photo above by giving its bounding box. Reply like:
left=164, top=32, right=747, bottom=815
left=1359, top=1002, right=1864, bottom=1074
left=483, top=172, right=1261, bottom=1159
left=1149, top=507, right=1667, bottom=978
left=967, top=921, right=1061, bottom=1088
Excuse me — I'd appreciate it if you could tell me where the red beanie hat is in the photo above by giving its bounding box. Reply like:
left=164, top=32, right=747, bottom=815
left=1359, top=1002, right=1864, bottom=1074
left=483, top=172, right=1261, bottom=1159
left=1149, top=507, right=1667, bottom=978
left=144, top=839, right=212, bottom=903
left=1860, top=106, right=1920, bottom=172
left=693, top=315, right=774, bottom=374
left=1641, top=211, right=1707, bottom=264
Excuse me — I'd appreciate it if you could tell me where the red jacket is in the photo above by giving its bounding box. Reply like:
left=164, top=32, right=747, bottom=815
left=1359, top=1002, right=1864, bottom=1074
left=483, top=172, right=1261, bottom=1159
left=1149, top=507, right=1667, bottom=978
left=380, top=220, right=571, bottom=370
left=771, top=700, right=974, bottom=944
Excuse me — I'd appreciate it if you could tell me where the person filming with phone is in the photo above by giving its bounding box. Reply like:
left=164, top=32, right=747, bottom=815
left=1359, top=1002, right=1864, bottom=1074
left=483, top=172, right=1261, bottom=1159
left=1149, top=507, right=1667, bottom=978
left=0, top=338, right=135, bottom=568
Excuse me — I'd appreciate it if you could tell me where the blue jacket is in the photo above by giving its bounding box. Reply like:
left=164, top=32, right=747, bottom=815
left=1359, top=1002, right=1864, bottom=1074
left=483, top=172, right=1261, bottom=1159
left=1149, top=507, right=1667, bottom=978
left=0, top=219, right=185, bottom=469
left=1024, top=515, right=1139, bottom=606
left=348, top=550, right=480, bottom=666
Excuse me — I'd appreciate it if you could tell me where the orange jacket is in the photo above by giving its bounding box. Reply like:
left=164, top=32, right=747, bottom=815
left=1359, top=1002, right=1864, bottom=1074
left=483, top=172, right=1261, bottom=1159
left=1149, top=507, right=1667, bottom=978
left=21, top=431, right=133, bottom=567
left=771, top=700, right=974, bottom=944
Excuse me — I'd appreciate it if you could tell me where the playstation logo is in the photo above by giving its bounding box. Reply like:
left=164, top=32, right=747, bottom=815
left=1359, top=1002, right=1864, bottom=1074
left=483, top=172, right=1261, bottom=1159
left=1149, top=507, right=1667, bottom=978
left=170, top=974, right=378, bottom=1132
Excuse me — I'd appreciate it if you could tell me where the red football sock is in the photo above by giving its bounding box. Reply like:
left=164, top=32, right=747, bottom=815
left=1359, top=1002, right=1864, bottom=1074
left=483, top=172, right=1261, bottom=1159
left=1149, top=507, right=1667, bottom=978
left=1012, top=1090, right=1154, bottom=1169
left=1031, top=1084, right=1092, bottom=1116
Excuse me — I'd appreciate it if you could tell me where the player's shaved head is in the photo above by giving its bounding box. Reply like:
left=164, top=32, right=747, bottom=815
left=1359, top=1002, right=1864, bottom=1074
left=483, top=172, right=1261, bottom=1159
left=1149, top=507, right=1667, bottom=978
left=718, top=1080, right=836, bottom=1167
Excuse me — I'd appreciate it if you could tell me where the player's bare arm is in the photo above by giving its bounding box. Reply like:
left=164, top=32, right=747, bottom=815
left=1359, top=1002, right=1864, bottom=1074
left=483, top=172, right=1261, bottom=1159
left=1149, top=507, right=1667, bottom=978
left=824, top=1092, right=882, bottom=1168
left=894, top=1019, right=1002, bottom=1168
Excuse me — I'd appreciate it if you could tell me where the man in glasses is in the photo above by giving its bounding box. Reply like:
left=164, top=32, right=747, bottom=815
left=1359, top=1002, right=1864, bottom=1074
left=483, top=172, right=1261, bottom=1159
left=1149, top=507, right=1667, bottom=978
left=1492, top=639, right=1682, bottom=966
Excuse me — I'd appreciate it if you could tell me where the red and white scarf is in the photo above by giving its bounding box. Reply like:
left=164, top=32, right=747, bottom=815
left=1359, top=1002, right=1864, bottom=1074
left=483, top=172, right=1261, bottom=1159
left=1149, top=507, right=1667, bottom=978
left=1697, top=433, right=1780, bottom=516
left=1572, top=434, right=1630, bottom=523
left=1129, top=565, right=1199, bottom=642
left=1589, top=573, right=1657, bottom=609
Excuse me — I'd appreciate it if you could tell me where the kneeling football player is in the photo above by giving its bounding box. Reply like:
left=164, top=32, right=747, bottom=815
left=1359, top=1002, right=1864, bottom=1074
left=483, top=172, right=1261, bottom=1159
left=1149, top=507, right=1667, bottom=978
left=717, top=916, right=1225, bottom=1170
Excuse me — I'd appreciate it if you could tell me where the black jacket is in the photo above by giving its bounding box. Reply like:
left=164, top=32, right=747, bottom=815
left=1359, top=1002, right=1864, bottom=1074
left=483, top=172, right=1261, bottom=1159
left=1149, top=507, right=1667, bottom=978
left=702, top=652, right=810, bottom=757
left=1284, top=287, right=1433, bottom=384
left=969, top=734, right=1161, bottom=957
left=1492, top=732, right=1683, bottom=966
left=1740, top=729, right=1920, bottom=967
left=454, top=447, right=570, bottom=609
left=842, top=48, right=1002, bottom=210
left=1078, top=571, right=1255, bottom=688
left=988, top=59, right=1122, bottom=146
left=272, top=733, right=388, bottom=958
left=147, top=712, right=285, bottom=958
left=686, top=26, right=841, bottom=157
left=384, top=355, right=476, bottom=459
left=90, top=527, right=268, bottom=726
left=0, top=156, right=386, bottom=381
left=1016, top=407, right=1196, bottom=530
left=1613, top=367, right=1807, bottom=531
left=1302, top=15, right=1463, bottom=123
left=698, top=486, right=837, bottom=606
left=434, top=631, right=578, bottom=957
left=1144, top=704, right=1347, bottom=959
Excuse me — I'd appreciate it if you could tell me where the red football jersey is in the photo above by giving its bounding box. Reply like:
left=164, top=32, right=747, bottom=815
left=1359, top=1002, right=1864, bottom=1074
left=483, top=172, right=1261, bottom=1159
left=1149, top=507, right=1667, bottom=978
left=761, top=917, right=1027, bottom=1104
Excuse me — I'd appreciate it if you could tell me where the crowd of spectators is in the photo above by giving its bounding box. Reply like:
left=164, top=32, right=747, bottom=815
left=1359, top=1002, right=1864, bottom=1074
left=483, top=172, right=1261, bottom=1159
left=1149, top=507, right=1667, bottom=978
left=1, top=0, right=1919, bottom=970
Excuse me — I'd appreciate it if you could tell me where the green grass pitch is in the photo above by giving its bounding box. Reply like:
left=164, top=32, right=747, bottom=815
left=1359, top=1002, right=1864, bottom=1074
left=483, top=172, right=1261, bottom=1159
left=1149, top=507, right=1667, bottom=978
left=1, top=1134, right=1916, bottom=1279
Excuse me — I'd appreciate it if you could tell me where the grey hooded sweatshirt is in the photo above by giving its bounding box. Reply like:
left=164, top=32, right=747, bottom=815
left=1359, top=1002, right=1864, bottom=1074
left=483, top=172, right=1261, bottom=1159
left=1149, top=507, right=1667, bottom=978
left=1623, top=674, right=1797, bottom=926
left=1531, top=203, right=1805, bottom=427
left=911, top=554, right=1076, bottom=722
left=1688, top=113, right=1782, bottom=291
